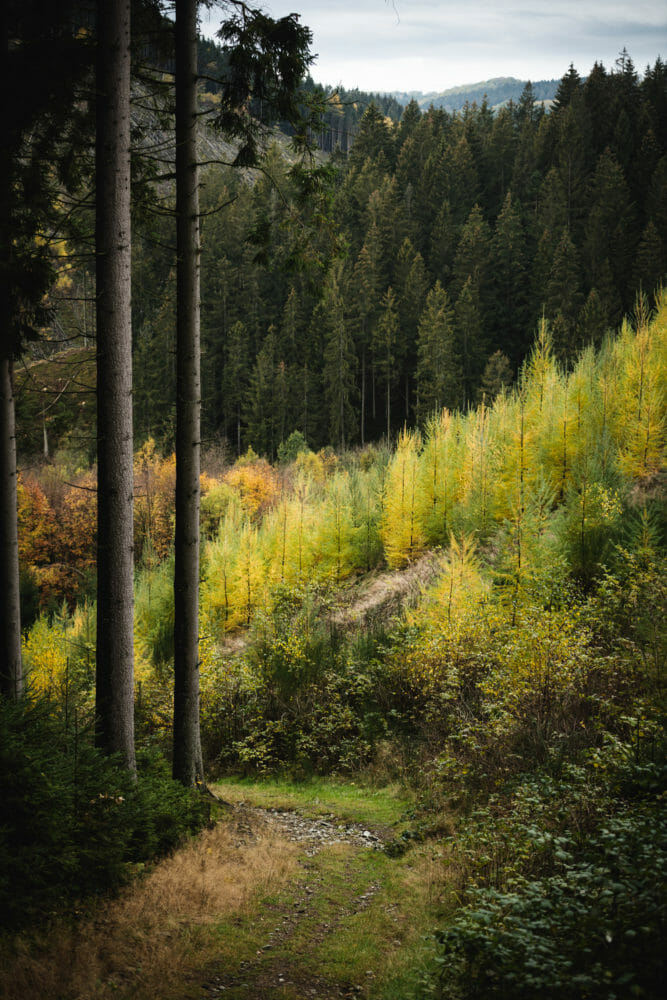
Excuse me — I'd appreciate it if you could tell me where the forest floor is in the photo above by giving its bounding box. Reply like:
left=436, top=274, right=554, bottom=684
left=1, top=781, right=451, bottom=1000
left=185, top=793, right=444, bottom=1000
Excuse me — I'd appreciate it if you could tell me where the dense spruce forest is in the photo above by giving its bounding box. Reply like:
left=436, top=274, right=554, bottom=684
left=142, top=49, right=667, bottom=455
left=2, top=6, right=666, bottom=997
left=23, top=44, right=667, bottom=461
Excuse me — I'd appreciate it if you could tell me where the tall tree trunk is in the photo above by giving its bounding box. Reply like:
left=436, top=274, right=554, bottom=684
left=173, top=0, right=204, bottom=787
left=360, top=347, right=365, bottom=446
left=95, top=0, right=136, bottom=771
left=0, top=6, right=22, bottom=700
left=0, top=357, right=22, bottom=699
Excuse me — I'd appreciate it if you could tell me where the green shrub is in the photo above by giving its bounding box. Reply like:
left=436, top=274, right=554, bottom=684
left=431, top=754, right=667, bottom=1000
left=0, top=697, right=208, bottom=930
left=277, top=430, right=310, bottom=464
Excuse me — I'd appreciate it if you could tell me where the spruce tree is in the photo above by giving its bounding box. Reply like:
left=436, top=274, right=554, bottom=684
left=223, top=320, right=248, bottom=455
left=394, top=240, right=429, bottom=420
left=487, top=107, right=516, bottom=215
left=351, top=244, right=381, bottom=444
left=577, top=288, right=608, bottom=348
left=372, top=287, right=399, bottom=440
left=1, top=1, right=90, bottom=698
left=491, top=190, right=529, bottom=362
left=416, top=281, right=461, bottom=421
left=246, top=329, right=278, bottom=458
left=454, top=277, right=485, bottom=408
left=322, top=265, right=357, bottom=450
left=348, top=102, right=394, bottom=170
left=633, top=220, right=666, bottom=304
left=478, top=350, right=514, bottom=403
left=544, top=229, right=585, bottom=363
left=448, top=135, right=481, bottom=227
left=451, top=204, right=492, bottom=307
left=173, top=0, right=204, bottom=789
left=95, top=0, right=136, bottom=771
left=429, top=201, right=457, bottom=283
left=555, top=98, right=590, bottom=237
left=584, top=148, right=636, bottom=310
left=583, top=61, right=613, bottom=156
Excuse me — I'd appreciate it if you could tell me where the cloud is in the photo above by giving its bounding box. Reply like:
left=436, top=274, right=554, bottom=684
left=202, top=1, right=667, bottom=92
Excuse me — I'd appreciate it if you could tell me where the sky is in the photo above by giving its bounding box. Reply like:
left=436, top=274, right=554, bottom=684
left=200, top=1, right=667, bottom=94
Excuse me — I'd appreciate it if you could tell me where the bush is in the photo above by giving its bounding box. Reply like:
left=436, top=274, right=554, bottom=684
left=0, top=697, right=208, bottom=930
left=431, top=755, right=667, bottom=1000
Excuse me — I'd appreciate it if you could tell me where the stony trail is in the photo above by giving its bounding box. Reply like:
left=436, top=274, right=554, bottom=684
left=191, top=803, right=410, bottom=1000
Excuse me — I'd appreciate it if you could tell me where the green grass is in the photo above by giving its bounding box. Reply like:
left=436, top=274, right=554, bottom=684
left=212, top=775, right=415, bottom=828
left=183, top=778, right=444, bottom=999
left=176, top=839, right=444, bottom=1000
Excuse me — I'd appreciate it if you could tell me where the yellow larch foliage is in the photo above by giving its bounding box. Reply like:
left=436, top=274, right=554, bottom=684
left=611, top=294, right=666, bottom=481
left=381, top=428, right=425, bottom=568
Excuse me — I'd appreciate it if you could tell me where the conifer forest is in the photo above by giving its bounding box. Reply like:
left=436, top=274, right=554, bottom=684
left=1, top=2, right=666, bottom=998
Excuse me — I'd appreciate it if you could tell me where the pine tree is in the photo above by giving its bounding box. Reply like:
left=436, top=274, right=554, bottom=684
left=372, top=287, right=399, bottom=439
left=584, top=148, right=636, bottom=309
left=632, top=220, right=666, bottom=304
left=173, top=0, right=204, bottom=788
left=394, top=240, right=429, bottom=420
left=246, top=329, right=278, bottom=458
left=95, top=0, right=136, bottom=771
left=351, top=243, right=382, bottom=444
left=223, top=320, right=248, bottom=455
left=322, top=264, right=357, bottom=450
left=454, top=276, right=485, bottom=408
left=416, top=281, right=462, bottom=421
left=491, top=190, right=529, bottom=363
left=544, top=229, right=585, bottom=363
left=451, top=204, right=492, bottom=307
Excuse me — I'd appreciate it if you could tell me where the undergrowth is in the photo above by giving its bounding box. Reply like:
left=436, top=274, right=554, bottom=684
left=0, top=697, right=209, bottom=931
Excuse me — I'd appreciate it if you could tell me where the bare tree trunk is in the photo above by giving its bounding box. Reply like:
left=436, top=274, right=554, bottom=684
left=95, top=0, right=136, bottom=771
left=0, top=356, right=22, bottom=699
left=0, top=4, right=22, bottom=700
left=173, top=0, right=204, bottom=787
left=360, top=347, right=365, bottom=446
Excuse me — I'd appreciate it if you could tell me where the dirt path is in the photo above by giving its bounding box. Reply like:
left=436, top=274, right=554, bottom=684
left=328, top=553, right=441, bottom=631
left=190, top=804, right=425, bottom=1000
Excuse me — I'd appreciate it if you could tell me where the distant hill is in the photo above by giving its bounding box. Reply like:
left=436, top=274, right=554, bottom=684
left=391, top=76, right=559, bottom=112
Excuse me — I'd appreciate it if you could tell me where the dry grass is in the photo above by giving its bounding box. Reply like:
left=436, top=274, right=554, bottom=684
left=0, top=816, right=300, bottom=1000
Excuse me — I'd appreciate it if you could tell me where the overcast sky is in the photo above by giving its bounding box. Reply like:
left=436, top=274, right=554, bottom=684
left=201, top=1, right=667, bottom=94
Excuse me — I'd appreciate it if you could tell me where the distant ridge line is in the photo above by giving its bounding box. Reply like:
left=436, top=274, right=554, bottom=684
left=387, top=76, right=559, bottom=111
